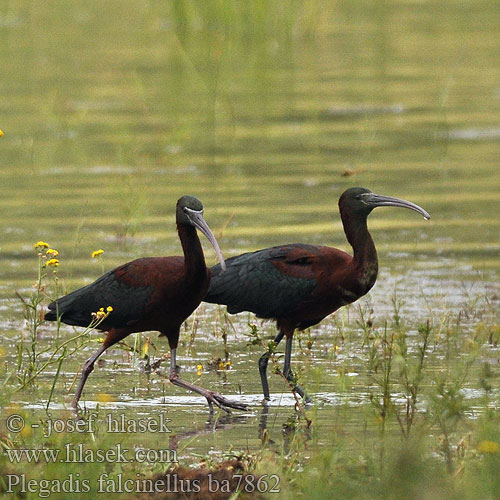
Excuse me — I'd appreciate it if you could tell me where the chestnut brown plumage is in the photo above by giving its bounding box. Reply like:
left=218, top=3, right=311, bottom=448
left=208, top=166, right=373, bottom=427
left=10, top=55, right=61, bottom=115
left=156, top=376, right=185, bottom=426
left=45, top=196, right=247, bottom=413
left=205, top=187, right=430, bottom=402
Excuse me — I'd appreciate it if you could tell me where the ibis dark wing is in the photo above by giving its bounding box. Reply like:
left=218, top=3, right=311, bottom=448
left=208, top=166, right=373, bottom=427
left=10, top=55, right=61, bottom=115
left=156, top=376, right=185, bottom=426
left=204, top=244, right=319, bottom=319
left=45, top=262, right=154, bottom=329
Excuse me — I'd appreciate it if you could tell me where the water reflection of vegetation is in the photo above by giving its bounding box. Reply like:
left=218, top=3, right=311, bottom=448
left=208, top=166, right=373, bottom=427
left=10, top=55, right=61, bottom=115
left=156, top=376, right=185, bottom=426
left=3, top=247, right=500, bottom=498
left=1, top=0, right=500, bottom=498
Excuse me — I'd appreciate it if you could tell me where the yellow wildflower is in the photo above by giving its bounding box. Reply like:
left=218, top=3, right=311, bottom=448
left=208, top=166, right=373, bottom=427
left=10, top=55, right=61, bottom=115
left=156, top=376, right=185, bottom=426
left=477, top=440, right=499, bottom=454
left=226, top=360, right=231, bottom=368
left=0, top=129, right=4, bottom=136
left=46, top=258, right=59, bottom=267
left=96, top=393, right=113, bottom=403
left=20, top=425, right=32, bottom=438
left=34, top=241, right=49, bottom=249
left=46, top=248, right=59, bottom=257
left=92, top=249, right=104, bottom=258
left=93, top=307, right=108, bottom=319
left=141, top=337, right=150, bottom=357
left=196, top=364, right=203, bottom=371
left=218, top=360, right=225, bottom=370
left=106, top=306, right=113, bottom=313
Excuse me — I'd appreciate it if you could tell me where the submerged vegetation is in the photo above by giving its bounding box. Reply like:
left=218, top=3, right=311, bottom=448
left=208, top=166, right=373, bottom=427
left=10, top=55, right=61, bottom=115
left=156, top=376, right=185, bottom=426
left=1, top=0, right=499, bottom=498
left=1, top=244, right=499, bottom=499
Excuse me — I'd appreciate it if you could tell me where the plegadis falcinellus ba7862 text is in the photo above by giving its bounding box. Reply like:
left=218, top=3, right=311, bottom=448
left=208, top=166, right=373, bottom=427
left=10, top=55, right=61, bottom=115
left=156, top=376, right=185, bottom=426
left=204, top=187, right=430, bottom=402
left=45, top=196, right=247, bottom=412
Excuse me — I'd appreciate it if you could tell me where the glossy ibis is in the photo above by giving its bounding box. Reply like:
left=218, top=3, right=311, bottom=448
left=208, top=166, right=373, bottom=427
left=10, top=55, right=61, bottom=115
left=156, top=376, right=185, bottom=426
left=204, top=187, right=430, bottom=402
left=45, top=196, right=247, bottom=413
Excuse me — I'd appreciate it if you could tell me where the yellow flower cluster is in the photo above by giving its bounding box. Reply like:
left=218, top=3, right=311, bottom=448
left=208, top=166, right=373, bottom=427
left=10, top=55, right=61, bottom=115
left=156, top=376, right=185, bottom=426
left=217, top=360, right=231, bottom=370
left=0, top=129, right=4, bottom=136
left=196, top=363, right=203, bottom=376
left=92, top=306, right=114, bottom=320
left=477, top=440, right=499, bottom=454
left=34, top=243, right=60, bottom=267
left=92, top=249, right=104, bottom=258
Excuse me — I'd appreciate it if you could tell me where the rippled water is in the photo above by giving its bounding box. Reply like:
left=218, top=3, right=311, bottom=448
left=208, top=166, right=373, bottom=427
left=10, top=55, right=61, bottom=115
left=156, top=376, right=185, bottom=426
left=1, top=0, right=499, bottom=459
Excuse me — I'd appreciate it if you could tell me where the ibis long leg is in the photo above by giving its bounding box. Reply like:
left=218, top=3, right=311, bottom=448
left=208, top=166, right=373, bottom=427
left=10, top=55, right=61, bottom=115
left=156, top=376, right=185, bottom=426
left=258, top=331, right=310, bottom=402
left=168, top=348, right=247, bottom=413
left=283, top=336, right=310, bottom=402
left=72, top=343, right=108, bottom=411
left=258, top=331, right=285, bottom=400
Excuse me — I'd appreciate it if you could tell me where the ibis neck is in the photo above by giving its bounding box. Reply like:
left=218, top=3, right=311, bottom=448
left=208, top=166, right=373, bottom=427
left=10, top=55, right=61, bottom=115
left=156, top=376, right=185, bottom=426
left=341, top=211, right=378, bottom=285
left=177, top=223, right=207, bottom=280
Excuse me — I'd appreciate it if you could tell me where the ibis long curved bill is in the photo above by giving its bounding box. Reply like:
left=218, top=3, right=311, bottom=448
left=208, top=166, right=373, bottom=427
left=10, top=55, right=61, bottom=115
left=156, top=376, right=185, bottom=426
left=205, top=187, right=431, bottom=404
left=361, top=192, right=430, bottom=220
left=184, top=208, right=226, bottom=271
left=44, top=195, right=247, bottom=415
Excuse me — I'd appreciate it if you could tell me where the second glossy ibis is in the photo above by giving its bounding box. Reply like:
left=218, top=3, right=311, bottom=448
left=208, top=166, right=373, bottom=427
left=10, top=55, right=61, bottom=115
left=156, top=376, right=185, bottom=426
left=45, top=195, right=247, bottom=412
left=204, top=187, right=430, bottom=402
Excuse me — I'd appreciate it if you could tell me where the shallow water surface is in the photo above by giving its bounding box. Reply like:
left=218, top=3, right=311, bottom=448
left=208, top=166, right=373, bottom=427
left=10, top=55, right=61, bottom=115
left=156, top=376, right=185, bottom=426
left=0, top=0, right=499, bottom=470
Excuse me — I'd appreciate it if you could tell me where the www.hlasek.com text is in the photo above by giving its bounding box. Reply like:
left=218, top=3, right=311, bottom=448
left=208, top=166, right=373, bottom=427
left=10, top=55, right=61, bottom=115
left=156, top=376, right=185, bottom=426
left=6, top=444, right=177, bottom=464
